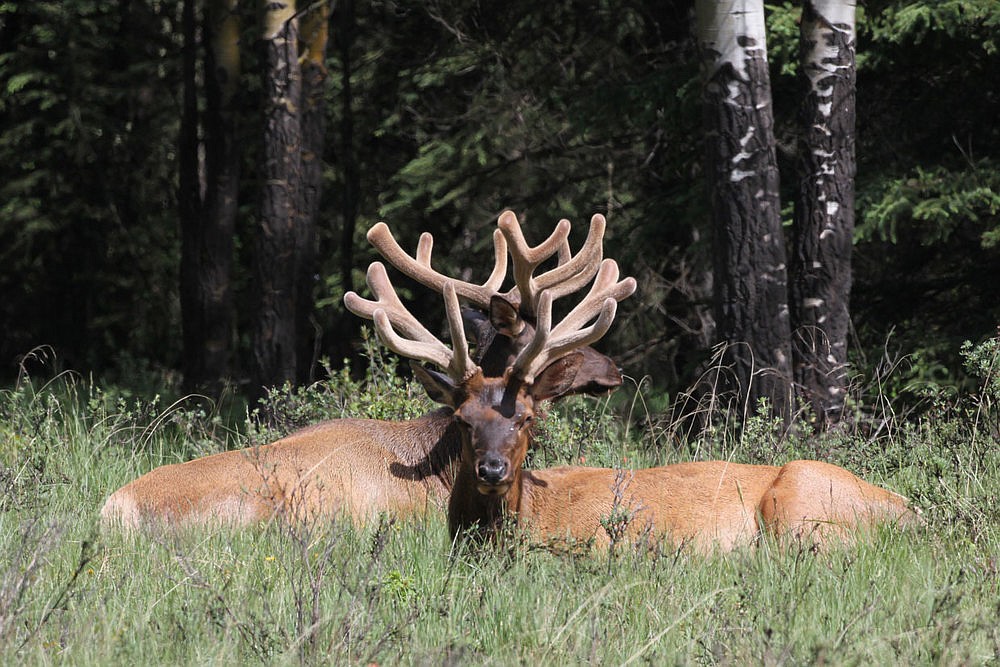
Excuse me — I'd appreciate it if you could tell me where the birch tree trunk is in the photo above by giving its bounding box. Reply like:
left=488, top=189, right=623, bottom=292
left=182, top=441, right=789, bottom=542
left=253, top=0, right=302, bottom=394
left=696, top=0, right=792, bottom=418
left=790, top=0, right=857, bottom=427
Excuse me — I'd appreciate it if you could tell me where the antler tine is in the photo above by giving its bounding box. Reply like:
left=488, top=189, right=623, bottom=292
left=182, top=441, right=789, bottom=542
left=441, top=282, right=477, bottom=381
left=499, top=212, right=608, bottom=313
left=344, top=265, right=477, bottom=381
left=511, top=258, right=636, bottom=382
left=344, top=263, right=450, bottom=365
left=374, top=283, right=476, bottom=381
left=532, top=213, right=608, bottom=301
left=511, top=291, right=620, bottom=383
left=497, top=211, right=571, bottom=312
left=550, top=259, right=637, bottom=340
left=557, top=235, right=572, bottom=265
left=366, top=222, right=507, bottom=310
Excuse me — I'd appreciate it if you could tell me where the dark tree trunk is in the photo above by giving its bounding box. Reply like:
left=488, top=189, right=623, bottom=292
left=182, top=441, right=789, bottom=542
left=179, top=0, right=241, bottom=397
left=696, top=0, right=793, bottom=418
left=790, top=0, right=857, bottom=427
left=295, top=2, right=331, bottom=384
left=253, top=1, right=302, bottom=396
left=335, top=0, right=360, bottom=298
left=178, top=0, right=206, bottom=392
left=199, top=0, right=241, bottom=395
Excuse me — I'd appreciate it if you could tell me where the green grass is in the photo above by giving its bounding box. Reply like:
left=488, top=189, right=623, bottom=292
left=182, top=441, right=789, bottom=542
left=2, top=341, right=999, bottom=665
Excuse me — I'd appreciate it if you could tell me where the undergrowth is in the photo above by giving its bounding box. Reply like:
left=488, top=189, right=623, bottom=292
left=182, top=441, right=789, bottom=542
left=0, top=333, right=997, bottom=663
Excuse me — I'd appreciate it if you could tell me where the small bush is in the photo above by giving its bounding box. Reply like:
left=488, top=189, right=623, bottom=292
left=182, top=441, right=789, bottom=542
left=246, top=328, right=433, bottom=446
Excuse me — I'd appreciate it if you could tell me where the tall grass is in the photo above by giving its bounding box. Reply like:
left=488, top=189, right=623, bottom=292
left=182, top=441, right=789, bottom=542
left=1, top=336, right=998, bottom=664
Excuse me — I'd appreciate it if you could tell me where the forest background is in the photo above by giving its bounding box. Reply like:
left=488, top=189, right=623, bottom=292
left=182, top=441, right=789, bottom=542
left=1, top=0, right=998, bottom=417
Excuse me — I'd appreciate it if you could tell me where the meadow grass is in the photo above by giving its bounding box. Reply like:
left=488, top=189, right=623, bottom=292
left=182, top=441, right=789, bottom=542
left=1, top=340, right=999, bottom=665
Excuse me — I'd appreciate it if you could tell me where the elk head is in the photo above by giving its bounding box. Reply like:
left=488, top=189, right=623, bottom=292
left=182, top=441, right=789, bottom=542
left=411, top=353, right=587, bottom=496
left=345, top=211, right=636, bottom=505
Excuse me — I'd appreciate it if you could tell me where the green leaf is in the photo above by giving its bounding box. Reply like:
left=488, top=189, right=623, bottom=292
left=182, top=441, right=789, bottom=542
left=6, top=72, right=35, bottom=95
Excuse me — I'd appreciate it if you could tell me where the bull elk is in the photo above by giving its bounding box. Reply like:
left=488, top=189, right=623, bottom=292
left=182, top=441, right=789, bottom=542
left=367, top=247, right=921, bottom=552
left=100, top=211, right=623, bottom=529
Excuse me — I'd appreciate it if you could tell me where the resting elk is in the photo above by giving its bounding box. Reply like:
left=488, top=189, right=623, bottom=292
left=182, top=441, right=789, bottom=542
left=100, top=211, right=624, bottom=529
left=361, top=244, right=921, bottom=552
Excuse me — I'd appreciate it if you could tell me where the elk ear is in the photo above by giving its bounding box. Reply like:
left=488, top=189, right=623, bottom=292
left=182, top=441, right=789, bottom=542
left=563, top=347, right=623, bottom=396
left=461, top=306, right=492, bottom=343
left=411, top=362, right=462, bottom=407
left=530, top=352, right=585, bottom=402
left=489, top=295, right=525, bottom=338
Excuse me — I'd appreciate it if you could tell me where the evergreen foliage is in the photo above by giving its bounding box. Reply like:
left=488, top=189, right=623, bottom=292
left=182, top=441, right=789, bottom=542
left=0, top=0, right=997, bottom=408
left=0, top=1, right=182, bottom=375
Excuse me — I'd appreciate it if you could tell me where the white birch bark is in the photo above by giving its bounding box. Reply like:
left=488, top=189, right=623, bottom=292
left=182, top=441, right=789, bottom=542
left=790, top=0, right=857, bottom=425
left=696, top=0, right=792, bottom=418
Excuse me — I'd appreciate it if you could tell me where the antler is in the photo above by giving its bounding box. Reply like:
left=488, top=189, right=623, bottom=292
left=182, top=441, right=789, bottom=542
left=367, top=212, right=608, bottom=319
left=498, top=211, right=607, bottom=315
left=349, top=211, right=634, bottom=384
left=344, top=263, right=477, bottom=382
left=366, top=222, right=507, bottom=310
left=511, top=259, right=637, bottom=383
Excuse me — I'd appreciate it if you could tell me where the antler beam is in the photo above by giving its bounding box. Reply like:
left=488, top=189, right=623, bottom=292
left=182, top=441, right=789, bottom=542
left=512, top=259, right=637, bottom=382
left=344, top=263, right=477, bottom=381
left=366, top=222, right=507, bottom=310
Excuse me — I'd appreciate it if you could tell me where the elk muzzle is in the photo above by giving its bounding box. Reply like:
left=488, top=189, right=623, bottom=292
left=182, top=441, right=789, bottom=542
left=475, top=452, right=511, bottom=493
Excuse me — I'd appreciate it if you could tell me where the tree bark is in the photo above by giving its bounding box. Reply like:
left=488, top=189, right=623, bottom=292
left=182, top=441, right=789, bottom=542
left=201, top=0, right=241, bottom=394
left=178, top=0, right=205, bottom=392
left=295, top=1, right=331, bottom=384
left=790, top=0, right=857, bottom=427
left=253, top=0, right=302, bottom=395
left=178, top=0, right=241, bottom=396
left=696, top=0, right=793, bottom=418
left=335, top=0, right=360, bottom=300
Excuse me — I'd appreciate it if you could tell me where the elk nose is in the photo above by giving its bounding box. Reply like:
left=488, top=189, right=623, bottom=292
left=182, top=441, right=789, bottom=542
left=476, top=454, right=508, bottom=485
